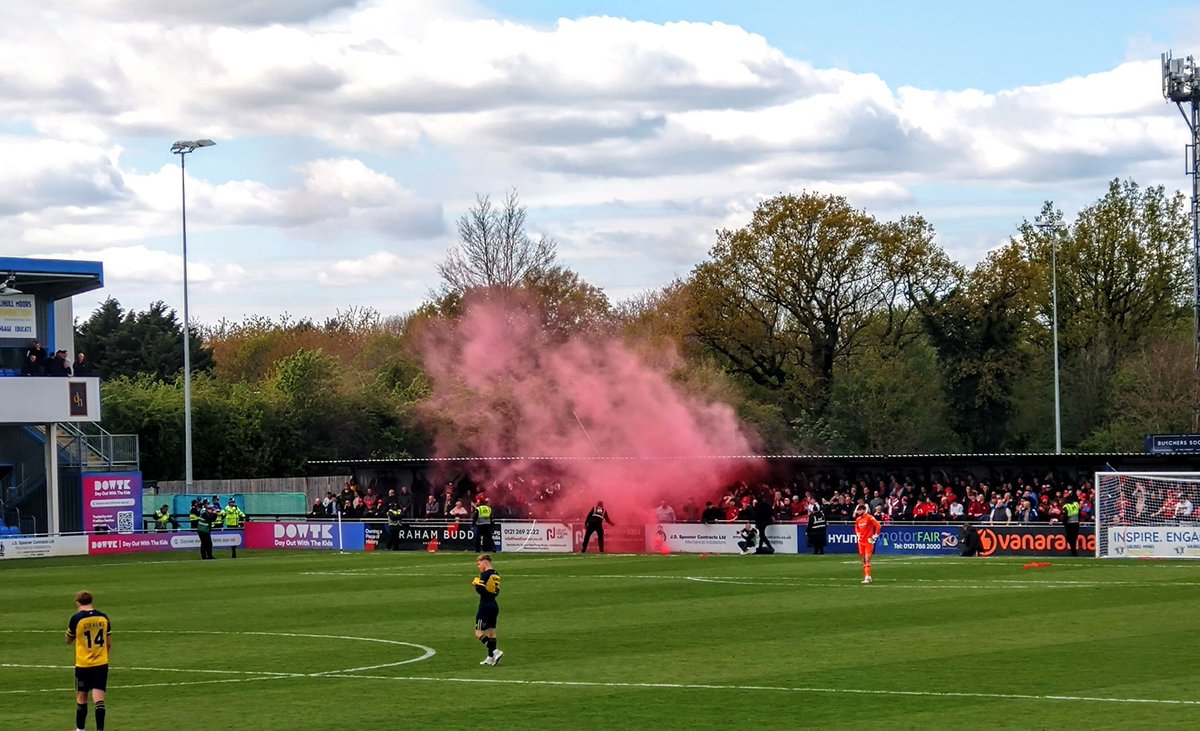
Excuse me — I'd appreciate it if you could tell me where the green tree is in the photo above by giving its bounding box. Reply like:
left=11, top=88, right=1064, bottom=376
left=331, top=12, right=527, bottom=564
left=920, top=244, right=1038, bottom=451
left=1014, top=181, right=1191, bottom=445
left=827, top=334, right=958, bottom=453
left=75, top=297, right=214, bottom=381
left=688, top=192, right=957, bottom=420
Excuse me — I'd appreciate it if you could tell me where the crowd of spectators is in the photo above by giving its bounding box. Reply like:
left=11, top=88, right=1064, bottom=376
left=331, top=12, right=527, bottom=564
left=308, top=469, right=1131, bottom=526
left=702, top=474, right=1097, bottom=526
left=16, top=340, right=93, bottom=377
left=308, top=480, right=476, bottom=521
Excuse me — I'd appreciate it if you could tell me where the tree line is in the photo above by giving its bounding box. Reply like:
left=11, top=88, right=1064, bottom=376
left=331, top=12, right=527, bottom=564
left=77, top=180, right=1194, bottom=480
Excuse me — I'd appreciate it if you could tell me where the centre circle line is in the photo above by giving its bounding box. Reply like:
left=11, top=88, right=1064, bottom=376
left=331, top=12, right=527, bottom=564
left=0, top=628, right=436, bottom=693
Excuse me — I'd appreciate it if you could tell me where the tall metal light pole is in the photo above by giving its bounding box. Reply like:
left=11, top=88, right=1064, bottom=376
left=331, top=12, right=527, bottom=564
left=1162, top=51, right=1200, bottom=431
left=170, top=138, right=215, bottom=490
left=1036, top=217, right=1065, bottom=454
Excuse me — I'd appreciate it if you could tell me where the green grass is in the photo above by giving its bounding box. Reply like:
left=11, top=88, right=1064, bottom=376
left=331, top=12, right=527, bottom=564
left=2, top=550, right=1198, bottom=730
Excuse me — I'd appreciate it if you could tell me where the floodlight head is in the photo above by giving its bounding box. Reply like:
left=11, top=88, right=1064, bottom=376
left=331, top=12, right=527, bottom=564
left=171, top=139, right=217, bottom=154
left=1034, top=217, right=1065, bottom=233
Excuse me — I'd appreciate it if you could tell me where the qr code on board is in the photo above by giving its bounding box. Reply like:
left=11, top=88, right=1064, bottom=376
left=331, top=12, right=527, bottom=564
left=116, top=511, right=135, bottom=534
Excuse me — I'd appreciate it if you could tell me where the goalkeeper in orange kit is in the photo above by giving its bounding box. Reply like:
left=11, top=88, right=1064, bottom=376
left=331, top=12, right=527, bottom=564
left=853, top=503, right=881, bottom=584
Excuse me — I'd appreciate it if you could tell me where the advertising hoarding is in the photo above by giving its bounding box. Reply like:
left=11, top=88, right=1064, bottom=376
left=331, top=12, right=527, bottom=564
left=82, top=472, right=142, bottom=534
left=88, top=531, right=242, bottom=555
left=500, top=522, right=573, bottom=552
left=243, top=522, right=365, bottom=551
left=645, top=523, right=799, bottom=554
left=0, top=534, right=88, bottom=560
left=1106, top=526, right=1200, bottom=558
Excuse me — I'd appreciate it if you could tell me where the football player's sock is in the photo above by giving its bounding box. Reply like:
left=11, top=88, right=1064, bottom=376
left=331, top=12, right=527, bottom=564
left=486, top=637, right=497, bottom=656
left=76, top=702, right=88, bottom=730
left=95, top=700, right=106, bottom=730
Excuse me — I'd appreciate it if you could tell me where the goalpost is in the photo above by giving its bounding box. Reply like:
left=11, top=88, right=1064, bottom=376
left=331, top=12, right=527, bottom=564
left=1095, top=472, right=1200, bottom=558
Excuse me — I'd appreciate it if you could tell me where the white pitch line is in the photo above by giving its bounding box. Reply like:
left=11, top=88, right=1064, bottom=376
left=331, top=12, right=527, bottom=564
left=315, top=673, right=1200, bottom=707
left=298, top=570, right=1200, bottom=589
left=0, top=674, right=293, bottom=695
left=0, top=628, right=436, bottom=695
left=0, top=663, right=295, bottom=677
left=682, top=577, right=1041, bottom=590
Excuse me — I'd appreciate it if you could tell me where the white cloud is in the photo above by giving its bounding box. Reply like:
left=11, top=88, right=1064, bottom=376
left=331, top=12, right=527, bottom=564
left=0, top=1, right=1192, bottom=323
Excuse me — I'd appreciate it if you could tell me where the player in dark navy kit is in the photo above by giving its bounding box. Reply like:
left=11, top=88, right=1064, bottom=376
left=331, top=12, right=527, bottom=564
left=472, top=554, right=503, bottom=666
left=66, top=590, right=111, bottom=731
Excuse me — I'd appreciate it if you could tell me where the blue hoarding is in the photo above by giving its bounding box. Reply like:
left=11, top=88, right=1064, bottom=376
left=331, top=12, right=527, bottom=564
left=816, top=524, right=961, bottom=555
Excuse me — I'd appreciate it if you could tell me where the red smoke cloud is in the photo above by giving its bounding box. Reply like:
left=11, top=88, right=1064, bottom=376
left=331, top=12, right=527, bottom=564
left=417, top=290, right=764, bottom=523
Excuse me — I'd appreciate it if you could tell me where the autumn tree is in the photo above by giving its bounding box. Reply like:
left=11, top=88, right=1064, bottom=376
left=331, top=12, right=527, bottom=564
left=687, top=192, right=957, bottom=420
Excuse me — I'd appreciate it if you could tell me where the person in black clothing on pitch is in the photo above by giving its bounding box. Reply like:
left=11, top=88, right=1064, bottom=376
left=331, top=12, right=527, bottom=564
left=753, top=496, right=774, bottom=554
left=581, top=500, right=613, bottom=553
left=472, top=554, right=503, bottom=666
left=196, top=505, right=216, bottom=560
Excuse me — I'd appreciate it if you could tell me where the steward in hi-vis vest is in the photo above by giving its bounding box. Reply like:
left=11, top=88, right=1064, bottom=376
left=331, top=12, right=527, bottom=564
left=386, top=506, right=404, bottom=551
left=1062, top=492, right=1082, bottom=557
left=473, top=499, right=496, bottom=553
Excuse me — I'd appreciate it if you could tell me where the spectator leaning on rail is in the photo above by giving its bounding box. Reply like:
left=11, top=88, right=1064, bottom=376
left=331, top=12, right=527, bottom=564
left=397, top=486, right=414, bottom=518
left=986, top=494, right=1012, bottom=524
left=73, top=352, right=93, bottom=377
left=424, top=494, right=442, bottom=518
left=24, top=339, right=47, bottom=373
left=154, top=505, right=179, bottom=532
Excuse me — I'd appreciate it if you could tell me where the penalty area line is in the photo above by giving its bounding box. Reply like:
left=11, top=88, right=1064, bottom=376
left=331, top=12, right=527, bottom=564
left=318, top=673, right=1200, bottom=707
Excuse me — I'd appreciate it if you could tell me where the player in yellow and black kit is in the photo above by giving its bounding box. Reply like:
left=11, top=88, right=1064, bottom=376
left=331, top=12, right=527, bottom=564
left=472, top=554, right=503, bottom=666
left=66, top=590, right=110, bottom=731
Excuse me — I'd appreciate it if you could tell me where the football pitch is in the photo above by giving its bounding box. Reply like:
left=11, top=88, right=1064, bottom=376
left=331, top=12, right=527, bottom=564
left=2, top=550, right=1198, bottom=730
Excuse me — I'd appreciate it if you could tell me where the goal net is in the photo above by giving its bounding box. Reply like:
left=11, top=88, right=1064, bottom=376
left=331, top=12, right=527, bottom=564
left=1095, top=472, right=1200, bottom=558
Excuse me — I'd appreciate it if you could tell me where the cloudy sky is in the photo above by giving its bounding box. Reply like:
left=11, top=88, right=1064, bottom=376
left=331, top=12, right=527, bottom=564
left=1, top=0, right=1198, bottom=326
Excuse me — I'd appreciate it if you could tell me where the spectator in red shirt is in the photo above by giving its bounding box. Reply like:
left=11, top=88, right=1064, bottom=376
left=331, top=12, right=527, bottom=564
left=966, top=494, right=988, bottom=519
left=911, top=497, right=936, bottom=520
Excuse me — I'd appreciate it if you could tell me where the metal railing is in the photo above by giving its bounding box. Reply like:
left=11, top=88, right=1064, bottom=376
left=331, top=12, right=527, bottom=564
left=58, top=422, right=140, bottom=470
